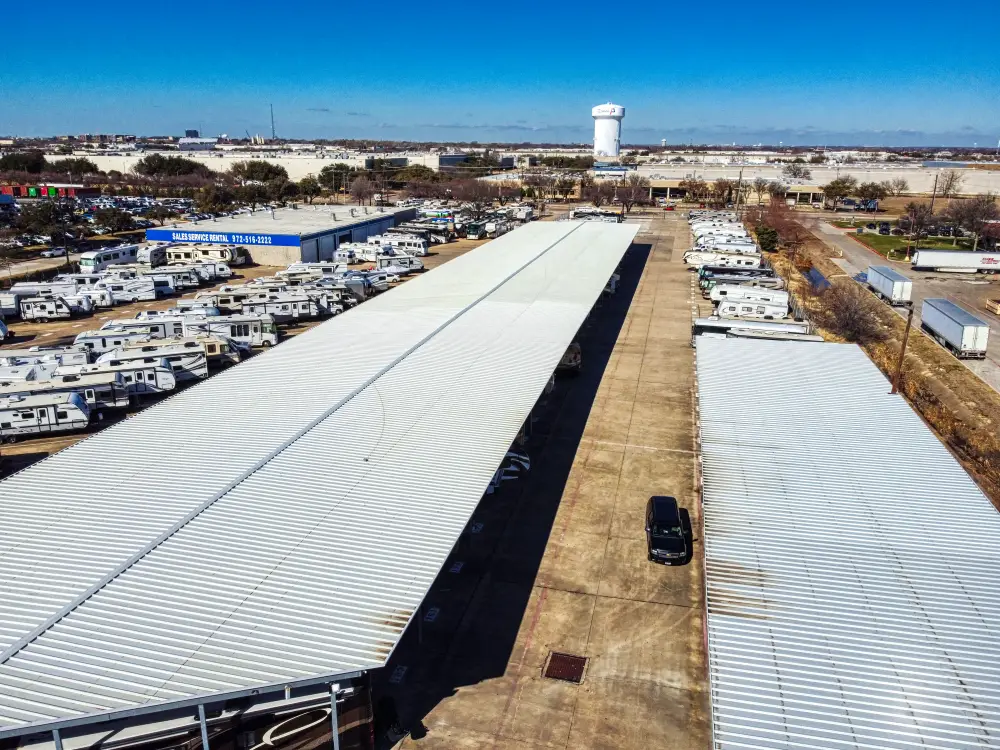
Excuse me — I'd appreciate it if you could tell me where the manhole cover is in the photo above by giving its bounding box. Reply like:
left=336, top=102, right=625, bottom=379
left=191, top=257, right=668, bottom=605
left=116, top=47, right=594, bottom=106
left=544, top=652, right=587, bottom=683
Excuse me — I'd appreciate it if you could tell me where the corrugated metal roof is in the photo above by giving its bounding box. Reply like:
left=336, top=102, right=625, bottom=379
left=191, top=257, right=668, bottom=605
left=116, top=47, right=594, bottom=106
left=922, top=298, right=990, bottom=328
left=0, top=220, right=637, bottom=737
left=696, top=337, right=1000, bottom=750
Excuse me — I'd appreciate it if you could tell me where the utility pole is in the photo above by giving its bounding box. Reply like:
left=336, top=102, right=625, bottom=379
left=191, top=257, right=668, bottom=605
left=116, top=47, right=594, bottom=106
left=891, top=306, right=915, bottom=395
left=734, top=166, right=744, bottom=216
left=928, top=173, right=939, bottom=213
left=270, top=104, right=276, bottom=142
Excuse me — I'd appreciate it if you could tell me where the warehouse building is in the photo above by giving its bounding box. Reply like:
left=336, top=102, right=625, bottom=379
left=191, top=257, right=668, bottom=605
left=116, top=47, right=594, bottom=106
left=146, top=205, right=417, bottom=265
left=0, top=221, right=637, bottom=750
left=696, top=337, right=1000, bottom=750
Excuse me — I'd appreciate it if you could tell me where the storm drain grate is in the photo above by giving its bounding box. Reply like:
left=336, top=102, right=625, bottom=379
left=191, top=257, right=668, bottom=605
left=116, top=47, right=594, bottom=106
left=544, top=652, right=588, bottom=683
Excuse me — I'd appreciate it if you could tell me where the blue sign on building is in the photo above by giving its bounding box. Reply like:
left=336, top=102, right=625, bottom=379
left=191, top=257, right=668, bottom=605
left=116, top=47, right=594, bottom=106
left=145, top=229, right=301, bottom=246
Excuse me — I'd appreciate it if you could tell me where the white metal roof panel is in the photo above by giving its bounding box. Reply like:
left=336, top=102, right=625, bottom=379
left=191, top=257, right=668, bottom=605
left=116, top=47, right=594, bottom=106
left=0, top=220, right=637, bottom=735
left=696, top=337, right=1000, bottom=750
left=159, top=205, right=414, bottom=239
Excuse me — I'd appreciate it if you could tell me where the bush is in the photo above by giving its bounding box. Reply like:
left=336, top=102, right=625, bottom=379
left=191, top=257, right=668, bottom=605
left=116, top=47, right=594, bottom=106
left=756, top=226, right=779, bottom=252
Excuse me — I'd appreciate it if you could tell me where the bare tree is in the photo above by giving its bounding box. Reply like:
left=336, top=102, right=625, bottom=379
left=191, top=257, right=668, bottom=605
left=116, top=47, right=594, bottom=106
left=585, top=180, right=617, bottom=208
left=782, top=163, right=811, bottom=180
left=620, top=173, right=651, bottom=213
left=887, top=177, right=909, bottom=197
left=751, top=177, right=770, bottom=205
left=939, top=169, right=965, bottom=198
left=818, top=282, right=886, bottom=344
left=945, top=193, right=1000, bottom=250
left=678, top=178, right=710, bottom=202
left=554, top=176, right=577, bottom=201
left=494, top=180, right=521, bottom=205
left=767, top=181, right=789, bottom=202
left=453, top=179, right=494, bottom=220
left=350, top=176, right=375, bottom=205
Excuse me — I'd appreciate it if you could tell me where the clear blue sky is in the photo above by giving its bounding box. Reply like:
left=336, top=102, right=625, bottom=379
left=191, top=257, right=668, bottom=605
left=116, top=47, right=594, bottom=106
left=2, top=0, right=997, bottom=146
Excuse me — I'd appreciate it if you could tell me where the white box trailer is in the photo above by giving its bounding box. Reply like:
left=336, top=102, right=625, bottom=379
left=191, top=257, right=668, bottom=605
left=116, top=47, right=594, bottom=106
left=0, top=392, right=90, bottom=443
left=710, top=285, right=790, bottom=306
left=716, top=300, right=789, bottom=320
left=684, top=251, right=762, bottom=268
left=866, top=265, right=913, bottom=306
left=920, top=298, right=990, bottom=359
left=911, top=250, right=1000, bottom=273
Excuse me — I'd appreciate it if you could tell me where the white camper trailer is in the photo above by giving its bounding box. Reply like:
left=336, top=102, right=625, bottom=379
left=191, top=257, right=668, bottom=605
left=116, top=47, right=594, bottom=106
left=74, top=328, right=158, bottom=354
left=183, top=313, right=279, bottom=349
left=716, top=300, right=789, bottom=320
left=92, top=277, right=158, bottom=304
left=139, top=267, right=199, bottom=290
left=0, top=371, right=130, bottom=412
left=117, top=335, right=241, bottom=368
left=369, top=234, right=428, bottom=257
left=98, top=342, right=208, bottom=381
left=683, top=252, right=762, bottom=269
left=373, top=255, right=424, bottom=275
left=19, top=296, right=92, bottom=322
left=58, top=357, right=177, bottom=396
left=0, top=346, right=90, bottom=367
left=0, top=392, right=90, bottom=443
left=241, top=293, right=337, bottom=323
left=710, top=285, right=790, bottom=306
left=137, top=246, right=167, bottom=266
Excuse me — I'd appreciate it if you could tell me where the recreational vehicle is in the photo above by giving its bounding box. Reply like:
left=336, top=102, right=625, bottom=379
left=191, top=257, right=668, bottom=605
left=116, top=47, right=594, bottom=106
left=710, top=285, right=790, bottom=306
left=52, top=273, right=103, bottom=287
left=241, top=293, right=338, bottom=323
left=74, top=328, right=158, bottom=354
left=183, top=314, right=279, bottom=349
left=19, top=296, right=92, bottom=322
left=168, top=263, right=215, bottom=283
left=692, top=316, right=811, bottom=338
left=373, top=255, right=424, bottom=275
left=97, top=343, right=208, bottom=382
left=0, top=320, right=11, bottom=342
left=135, top=305, right=221, bottom=320
left=0, top=392, right=90, bottom=443
left=684, top=252, right=762, bottom=269
left=165, top=244, right=245, bottom=265
left=277, top=262, right=347, bottom=280
left=58, top=358, right=177, bottom=396
left=0, top=371, right=130, bottom=412
left=0, top=346, right=91, bottom=367
left=367, top=234, right=429, bottom=257
left=79, top=244, right=140, bottom=272
left=117, top=336, right=241, bottom=368
left=139, top=267, right=199, bottom=290
left=700, top=276, right=785, bottom=294
left=137, top=246, right=167, bottom=266
left=92, top=277, right=157, bottom=304
left=100, top=317, right=188, bottom=339
left=716, top=300, right=789, bottom=320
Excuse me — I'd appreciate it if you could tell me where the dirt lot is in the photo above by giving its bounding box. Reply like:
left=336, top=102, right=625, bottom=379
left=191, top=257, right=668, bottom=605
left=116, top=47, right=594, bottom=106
left=375, top=213, right=709, bottom=750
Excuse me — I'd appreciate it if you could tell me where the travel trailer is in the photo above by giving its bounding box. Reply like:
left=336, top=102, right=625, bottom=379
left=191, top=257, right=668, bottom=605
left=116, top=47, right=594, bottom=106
left=0, top=392, right=90, bottom=443
left=97, top=343, right=209, bottom=382
left=684, top=252, right=762, bottom=268
left=138, top=267, right=199, bottom=290
left=79, top=244, right=140, bottom=272
left=716, top=300, right=789, bottom=320
left=367, top=234, right=428, bottom=257
left=92, top=277, right=158, bottom=304
left=100, top=318, right=188, bottom=339
left=183, top=314, right=279, bottom=349
left=241, top=293, right=339, bottom=323
left=373, top=255, right=424, bottom=275
left=0, top=371, right=130, bottom=412
left=692, top=316, right=811, bottom=338
left=277, top=262, right=347, bottom=280
left=19, top=296, right=93, bottom=322
left=116, top=336, right=241, bottom=368
left=709, top=285, right=790, bottom=306
left=74, top=328, right=158, bottom=354
left=137, top=246, right=167, bottom=266
left=0, top=346, right=90, bottom=367
left=165, top=244, right=246, bottom=265
left=57, top=357, right=177, bottom=396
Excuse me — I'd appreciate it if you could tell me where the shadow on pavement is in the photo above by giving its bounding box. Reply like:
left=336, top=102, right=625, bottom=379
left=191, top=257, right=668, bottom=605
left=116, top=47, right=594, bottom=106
left=371, top=241, right=653, bottom=747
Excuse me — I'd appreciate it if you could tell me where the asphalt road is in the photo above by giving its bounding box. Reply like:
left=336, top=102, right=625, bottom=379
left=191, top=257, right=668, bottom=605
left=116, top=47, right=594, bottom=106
left=809, top=219, right=1000, bottom=392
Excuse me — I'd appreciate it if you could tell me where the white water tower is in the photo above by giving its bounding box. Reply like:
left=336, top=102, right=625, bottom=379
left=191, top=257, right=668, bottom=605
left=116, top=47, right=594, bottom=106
left=592, top=102, right=625, bottom=158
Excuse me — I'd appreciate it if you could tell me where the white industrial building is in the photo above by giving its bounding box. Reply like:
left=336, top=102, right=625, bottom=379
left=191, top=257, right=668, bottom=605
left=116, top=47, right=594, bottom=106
left=592, top=102, right=625, bottom=159
left=146, top=205, right=417, bottom=265
left=0, top=221, right=637, bottom=750
left=696, top=337, right=1000, bottom=750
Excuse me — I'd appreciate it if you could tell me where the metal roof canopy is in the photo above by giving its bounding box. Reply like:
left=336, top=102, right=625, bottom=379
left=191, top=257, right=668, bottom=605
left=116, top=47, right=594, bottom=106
left=696, top=337, right=1000, bottom=750
left=0, top=220, right=637, bottom=739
